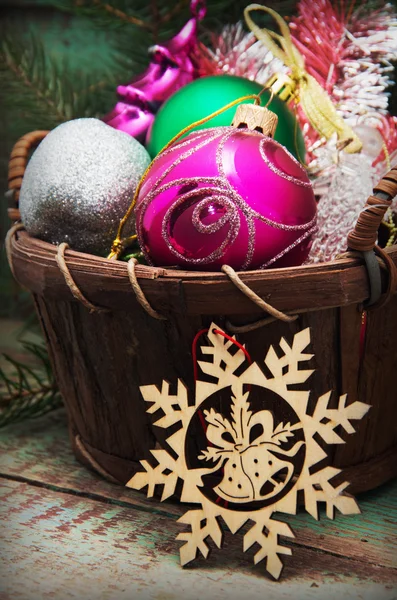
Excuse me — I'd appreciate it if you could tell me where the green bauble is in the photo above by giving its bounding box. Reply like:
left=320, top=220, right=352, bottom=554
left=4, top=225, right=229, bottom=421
left=146, top=75, right=305, bottom=160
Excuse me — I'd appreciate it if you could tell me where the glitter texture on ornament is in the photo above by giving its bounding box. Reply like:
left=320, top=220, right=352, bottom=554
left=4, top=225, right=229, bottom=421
left=19, top=118, right=151, bottom=256
left=135, top=127, right=317, bottom=271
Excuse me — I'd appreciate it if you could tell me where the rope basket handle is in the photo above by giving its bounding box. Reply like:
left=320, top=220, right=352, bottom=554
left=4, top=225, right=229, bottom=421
left=7, top=130, right=49, bottom=218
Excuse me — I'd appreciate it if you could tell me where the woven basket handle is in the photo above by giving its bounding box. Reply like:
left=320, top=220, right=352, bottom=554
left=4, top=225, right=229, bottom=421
left=347, top=165, right=397, bottom=252
left=7, top=130, right=49, bottom=219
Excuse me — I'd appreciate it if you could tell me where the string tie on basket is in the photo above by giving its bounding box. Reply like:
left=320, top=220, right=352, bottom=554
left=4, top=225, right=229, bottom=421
left=56, top=243, right=110, bottom=314
left=56, top=248, right=166, bottom=319
left=127, top=258, right=166, bottom=320
left=221, top=265, right=298, bottom=333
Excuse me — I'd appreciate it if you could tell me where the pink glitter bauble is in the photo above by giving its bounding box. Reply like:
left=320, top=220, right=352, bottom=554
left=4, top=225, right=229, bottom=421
left=135, top=127, right=317, bottom=271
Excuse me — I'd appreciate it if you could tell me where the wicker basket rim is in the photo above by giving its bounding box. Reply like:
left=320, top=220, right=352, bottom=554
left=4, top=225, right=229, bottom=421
left=9, top=229, right=397, bottom=317
left=14, top=228, right=397, bottom=276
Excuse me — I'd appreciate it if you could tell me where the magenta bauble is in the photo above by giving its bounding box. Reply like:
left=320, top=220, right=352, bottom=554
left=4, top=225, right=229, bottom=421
left=102, top=0, right=205, bottom=143
left=135, top=127, right=317, bottom=271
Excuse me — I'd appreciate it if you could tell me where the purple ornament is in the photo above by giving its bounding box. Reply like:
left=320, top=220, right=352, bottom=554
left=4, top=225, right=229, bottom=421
left=135, top=127, right=317, bottom=271
left=103, top=0, right=206, bottom=143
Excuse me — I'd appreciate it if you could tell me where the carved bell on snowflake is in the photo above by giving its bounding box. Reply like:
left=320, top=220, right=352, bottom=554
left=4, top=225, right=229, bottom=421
left=202, top=405, right=304, bottom=503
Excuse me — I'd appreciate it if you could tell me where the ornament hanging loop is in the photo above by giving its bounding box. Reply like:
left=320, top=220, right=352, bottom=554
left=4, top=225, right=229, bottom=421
left=263, top=87, right=274, bottom=108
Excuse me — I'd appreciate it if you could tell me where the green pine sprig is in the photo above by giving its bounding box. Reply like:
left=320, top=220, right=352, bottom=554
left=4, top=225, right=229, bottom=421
left=0, top=341, right=62, bottom=428
left=0, top=29, right=121, bottom=126
left=1, top=34, right=71, bottom=123
left=44, top=0, right=191, bottom=38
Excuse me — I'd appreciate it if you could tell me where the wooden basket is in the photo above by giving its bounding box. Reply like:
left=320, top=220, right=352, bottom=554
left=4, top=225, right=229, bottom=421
left=6, top=131, right=397, bottom=494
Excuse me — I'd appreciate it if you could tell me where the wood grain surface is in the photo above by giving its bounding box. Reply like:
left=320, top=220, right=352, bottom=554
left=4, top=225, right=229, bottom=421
left=335, top=296, right=397, bottom=470
left=0, top=410, right=396, bottom=599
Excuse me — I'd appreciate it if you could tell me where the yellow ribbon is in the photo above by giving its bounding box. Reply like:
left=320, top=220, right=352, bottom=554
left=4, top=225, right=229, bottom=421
left=244, top=4, right=362, bottom=154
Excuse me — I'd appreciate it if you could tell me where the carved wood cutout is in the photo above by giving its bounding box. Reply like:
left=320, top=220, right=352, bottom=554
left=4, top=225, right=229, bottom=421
left=127, top=325, right=370, bottom=579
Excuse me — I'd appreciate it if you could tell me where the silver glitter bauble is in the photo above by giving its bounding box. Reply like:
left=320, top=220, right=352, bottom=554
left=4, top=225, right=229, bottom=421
left=19, top=118, right=151, bottom=256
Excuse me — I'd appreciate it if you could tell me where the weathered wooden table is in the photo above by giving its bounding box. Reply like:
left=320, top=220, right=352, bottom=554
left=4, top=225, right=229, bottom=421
left=0, top=408, right=396, bottom=600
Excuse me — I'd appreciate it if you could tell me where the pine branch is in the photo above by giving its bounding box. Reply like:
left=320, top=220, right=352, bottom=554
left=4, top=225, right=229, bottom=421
left=1, top=35, right=66, bottom=122
left=45, top=0, right=190, bottom=38
left=160, top=0, right=189, bottom=25
left=0, top=28, right=120, bottom=125
left=0, top=342, right=62, bottom=428
left=81, top=0, right=153, bottom=30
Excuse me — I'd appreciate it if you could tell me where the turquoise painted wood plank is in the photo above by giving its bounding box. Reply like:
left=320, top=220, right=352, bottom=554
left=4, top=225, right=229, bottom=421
left=1, top=478, right=396, bottom=600
left=281, top=482, right=397, bottom=569
left=1, top=410, right=397, bottom=571
left=0, top=410, right=182, bottom=518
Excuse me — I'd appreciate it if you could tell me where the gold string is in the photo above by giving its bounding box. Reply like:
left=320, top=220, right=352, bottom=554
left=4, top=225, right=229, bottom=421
left=292, top=103, right=309, bottom=168
left=108, top=93, right=263, bottom=260
left=262, top=87, right=274, bottom=108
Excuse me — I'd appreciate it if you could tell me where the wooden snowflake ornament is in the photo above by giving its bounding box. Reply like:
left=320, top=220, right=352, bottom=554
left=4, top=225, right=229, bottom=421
left=127, top=325, right=370, bottom=579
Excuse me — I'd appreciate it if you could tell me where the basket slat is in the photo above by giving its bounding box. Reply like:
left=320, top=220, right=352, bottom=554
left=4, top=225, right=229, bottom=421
left=10, top=230, right=397, bottom=316
left=334, top=294, right=397, bottom=468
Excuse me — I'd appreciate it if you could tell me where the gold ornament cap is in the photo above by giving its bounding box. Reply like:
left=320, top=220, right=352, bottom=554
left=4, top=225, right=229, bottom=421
left=232, top=104, right=278, bottom=137
left=265, top=73, right=295, bottom=103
